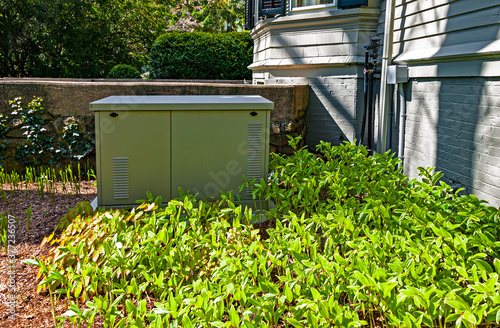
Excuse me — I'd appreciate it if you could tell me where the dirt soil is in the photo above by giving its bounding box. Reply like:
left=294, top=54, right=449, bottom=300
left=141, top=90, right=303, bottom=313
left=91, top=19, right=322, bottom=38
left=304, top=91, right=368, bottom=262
left=0, top=181, right=96, bottom=328
left=0, top=181, right=281, bottom=328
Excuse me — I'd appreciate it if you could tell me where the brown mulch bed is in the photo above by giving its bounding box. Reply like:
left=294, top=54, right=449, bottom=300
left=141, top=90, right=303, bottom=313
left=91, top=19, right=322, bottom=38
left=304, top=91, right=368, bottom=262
left=0, top=181, right=96, bottom=328
left=0, top=181, right=279, bottom=328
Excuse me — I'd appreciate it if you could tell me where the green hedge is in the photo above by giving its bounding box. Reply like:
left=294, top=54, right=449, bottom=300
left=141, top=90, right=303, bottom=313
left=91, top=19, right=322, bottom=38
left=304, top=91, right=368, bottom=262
left=107, top=64, right=142, bottom=79
left=149, top=31, right=253, bottom=80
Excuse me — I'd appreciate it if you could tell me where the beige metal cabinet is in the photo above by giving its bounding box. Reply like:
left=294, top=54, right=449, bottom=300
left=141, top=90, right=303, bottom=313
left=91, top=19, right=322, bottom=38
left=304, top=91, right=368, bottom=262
left=90, top=95, right=272, bottom=208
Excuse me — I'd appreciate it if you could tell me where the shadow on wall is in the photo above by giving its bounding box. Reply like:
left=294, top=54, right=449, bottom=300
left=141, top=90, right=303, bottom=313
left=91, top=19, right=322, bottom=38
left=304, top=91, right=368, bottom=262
left=270, top=33, right=361, bottom=149
left=434, top=3, right=499, bottom=198
left=303, top=78, right=356, bottom=149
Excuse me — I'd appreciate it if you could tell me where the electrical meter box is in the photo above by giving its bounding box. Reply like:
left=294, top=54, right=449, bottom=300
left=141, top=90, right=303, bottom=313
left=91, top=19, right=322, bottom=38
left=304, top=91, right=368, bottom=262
left=90, top=95, right=273, bottom=208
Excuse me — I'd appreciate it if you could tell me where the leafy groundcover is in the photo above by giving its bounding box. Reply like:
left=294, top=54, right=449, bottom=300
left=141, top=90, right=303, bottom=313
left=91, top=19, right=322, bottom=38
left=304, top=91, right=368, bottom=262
left=27, top=139, right=500, bottom=328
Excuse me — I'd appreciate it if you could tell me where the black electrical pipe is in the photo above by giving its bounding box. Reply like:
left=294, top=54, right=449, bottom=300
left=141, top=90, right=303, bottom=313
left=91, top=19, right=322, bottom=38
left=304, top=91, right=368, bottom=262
left=358, top=37, right=380, bottom=155
left=358, top=51, right=369, bottom=147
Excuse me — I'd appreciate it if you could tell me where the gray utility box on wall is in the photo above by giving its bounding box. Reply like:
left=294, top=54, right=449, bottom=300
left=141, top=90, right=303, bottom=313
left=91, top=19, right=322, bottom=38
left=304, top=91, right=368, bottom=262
left=89, top=95, right=273, bottom=208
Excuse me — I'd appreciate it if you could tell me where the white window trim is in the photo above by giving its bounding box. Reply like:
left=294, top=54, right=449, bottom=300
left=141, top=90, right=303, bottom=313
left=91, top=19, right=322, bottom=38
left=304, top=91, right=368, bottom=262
left=290, top=0, right=337, bottom=12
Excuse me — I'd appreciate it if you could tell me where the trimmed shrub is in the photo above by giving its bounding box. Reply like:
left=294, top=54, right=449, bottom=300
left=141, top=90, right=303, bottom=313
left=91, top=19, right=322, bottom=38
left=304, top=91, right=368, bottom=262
left=149, top=31, right=253, bottom=80
left=107, top=64, right=142, bottom=79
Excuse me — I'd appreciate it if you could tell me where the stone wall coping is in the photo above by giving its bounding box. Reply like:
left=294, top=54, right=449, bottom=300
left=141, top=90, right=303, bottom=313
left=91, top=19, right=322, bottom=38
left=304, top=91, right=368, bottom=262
left=0, top=78, right=309, bottom=120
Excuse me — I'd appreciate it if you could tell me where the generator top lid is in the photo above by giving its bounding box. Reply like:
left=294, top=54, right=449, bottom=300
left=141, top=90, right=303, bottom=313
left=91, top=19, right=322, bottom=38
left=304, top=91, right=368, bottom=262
left=90, top=95, right=274, bottom=111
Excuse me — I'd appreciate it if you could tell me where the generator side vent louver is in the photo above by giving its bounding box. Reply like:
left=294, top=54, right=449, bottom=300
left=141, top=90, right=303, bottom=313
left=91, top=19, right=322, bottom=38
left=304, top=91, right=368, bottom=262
left=113, top=157, right=130, bottom=199
left=247, top=122, right=263, bottom=196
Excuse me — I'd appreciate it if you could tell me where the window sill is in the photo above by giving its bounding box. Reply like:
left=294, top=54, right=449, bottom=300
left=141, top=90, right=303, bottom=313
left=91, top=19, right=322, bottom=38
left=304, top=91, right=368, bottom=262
left=290, top=3, right=337, bottom=13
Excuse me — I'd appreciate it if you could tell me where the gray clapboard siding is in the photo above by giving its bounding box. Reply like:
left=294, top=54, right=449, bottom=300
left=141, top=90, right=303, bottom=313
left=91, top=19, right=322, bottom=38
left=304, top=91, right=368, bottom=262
left=393, top=26, right=500, bottom=61
left=393, top=7, right=499, bottom=42
left=380, top=0, right=499, bottom=27
left=253, top=28, right=360, bottom=66
left=378, top=0, right=500, bottom=62
left=393, top=1, right=499, bottom=30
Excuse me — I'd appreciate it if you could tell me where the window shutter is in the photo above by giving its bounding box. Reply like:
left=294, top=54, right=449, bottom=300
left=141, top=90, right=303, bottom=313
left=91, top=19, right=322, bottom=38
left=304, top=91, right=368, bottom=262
left=337, top=0, right=368, bottom=9
left=260, top=0, right=285, bottom=17
left=245, top=0, right=255, bottom=30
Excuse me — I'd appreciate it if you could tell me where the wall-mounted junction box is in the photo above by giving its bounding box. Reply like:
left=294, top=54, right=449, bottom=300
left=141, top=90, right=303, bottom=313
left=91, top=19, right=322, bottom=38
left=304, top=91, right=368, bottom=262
left=89, top=95, right=273, bottom=208
left=387, top=65, right=409, bottom=85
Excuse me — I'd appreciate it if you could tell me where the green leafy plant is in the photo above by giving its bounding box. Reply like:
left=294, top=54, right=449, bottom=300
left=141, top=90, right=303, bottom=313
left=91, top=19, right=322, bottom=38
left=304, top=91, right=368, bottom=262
left=0, top=211, right=9, bottom=252
left=0, top=113, right=9, bottom=162
left=26, top=206, right=32, bottom=234
left=56, top=118, right=94, bottom=163
left=1, top=163, right=95, bottom=205
left=6, top=97, right=95, bottom=167
left=11, top=97, right=55, bottom=166
left=25, top=138, right=500, bottom=328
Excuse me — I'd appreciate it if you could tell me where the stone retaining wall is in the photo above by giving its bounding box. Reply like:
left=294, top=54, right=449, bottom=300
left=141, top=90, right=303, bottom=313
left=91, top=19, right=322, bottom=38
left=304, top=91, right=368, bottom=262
left=0, top=79, right=308, bottom=171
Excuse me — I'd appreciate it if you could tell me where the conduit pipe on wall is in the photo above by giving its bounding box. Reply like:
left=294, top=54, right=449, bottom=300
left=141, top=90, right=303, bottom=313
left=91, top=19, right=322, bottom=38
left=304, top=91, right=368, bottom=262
left=397, top=82, right=406, bottom=169
left=378, top=0, right=396, bottom=153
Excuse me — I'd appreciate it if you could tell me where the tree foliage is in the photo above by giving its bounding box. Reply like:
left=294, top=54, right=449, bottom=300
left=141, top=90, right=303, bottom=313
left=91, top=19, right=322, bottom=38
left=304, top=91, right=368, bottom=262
left=0, top=0, right=245, bottom=78
left=169, top=0, right=245, bottom=33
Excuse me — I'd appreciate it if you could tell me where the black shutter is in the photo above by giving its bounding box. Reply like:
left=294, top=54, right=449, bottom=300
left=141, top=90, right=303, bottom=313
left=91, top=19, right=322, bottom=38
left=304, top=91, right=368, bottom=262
left=337, top=0, right=368, bottom=9
left=260, top=0, right=285, bottom=17
left=245, top=0, right=255, bottom=30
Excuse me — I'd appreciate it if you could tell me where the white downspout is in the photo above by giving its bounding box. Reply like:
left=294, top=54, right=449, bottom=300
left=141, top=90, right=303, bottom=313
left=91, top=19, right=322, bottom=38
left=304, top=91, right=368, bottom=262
left=397, top=82, right=406, bottom=169
left=378, top=0, right=396, bottom=153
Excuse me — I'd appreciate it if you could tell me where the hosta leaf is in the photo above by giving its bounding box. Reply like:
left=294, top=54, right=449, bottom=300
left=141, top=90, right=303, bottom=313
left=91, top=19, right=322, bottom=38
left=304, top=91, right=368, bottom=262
left=54, top=288, right=68, bottom=295
left=470, top=283, right=491, bottom=294
left=130, top=278, right=138, bottom=295
left=182, top=314, right=193, bottom=328
left=311, top=288, right=321, bottom=301
left=134, top=317, right=144, bottom=328
left=195, top=295, right=204, bottom=309
left=348, top=320, right=369, bottom=327
left=462, top=311, right=477, bottom=325
left=111, top=294, right=125, bottom=308
left=23, top=259, right=41, bottom=267
left=158, top=229, right=167, bottom=244
left=284, top=284, right=293, bottom=303
left=302, top=259, right=315, bottom=268
left=318, top=300, right=329, bottom=318
left=494, top=258, right=500, bottom=274
left=63, top=310, right=78, bottom=317
left=400, top=288, right=416, bottom=298
left=474, top=259, right=493, bottom=273
left=490, top=295, right=500, bottom=304
left=354, top=271, right=373, bottom=287
left=74, top=283, right=82, bottom=298
left=229, top=306, right=240, bottom=327
left=457, top=266, right=468, bottom=279
left=287, top=317, right=303, bottom=328
left=446, top=313, right=461, bottom=322
left=243, top=320, right=257, bottom=328
left=445, top=297, right=470, bottom=312
left=382, top=280, right=398, bottom=297
left=307, top=311, right=319, bottom=328
left=126, top=299, right=137, bottom=315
